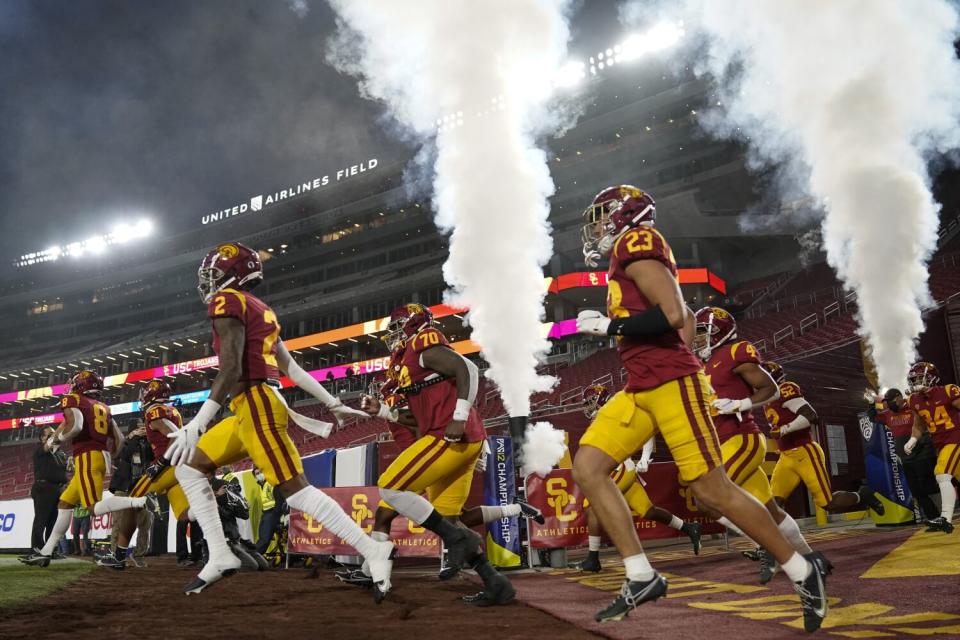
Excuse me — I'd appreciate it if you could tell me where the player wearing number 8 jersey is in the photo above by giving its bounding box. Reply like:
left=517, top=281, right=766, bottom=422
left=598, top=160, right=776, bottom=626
left=164, top=242, right=395, bottom=598
left=575, top=186, right=826, bottom=631
left=20, top=371, right=161, bottom=568
left=905, top=362, right=960, bottom=533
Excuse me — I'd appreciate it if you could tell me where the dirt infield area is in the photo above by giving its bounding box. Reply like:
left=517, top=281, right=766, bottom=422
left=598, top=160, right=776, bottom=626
left=1, top=558, right=598, bottom=640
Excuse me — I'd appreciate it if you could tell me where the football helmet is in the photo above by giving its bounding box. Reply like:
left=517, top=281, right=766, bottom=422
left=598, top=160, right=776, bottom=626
left=582, top=384, right=611, bottom=419
left=693, top=307, right=737, bottom=361
left=762, top=361, right=785, bottom=384
left=382, top=303, right=434, bottom=352
left=70, top=370, right=104, bottom=396
left=197, top=242, right=263, bottom=304
left=908, top=362, right=939, bottom=393
left=139, top=379, right=172, bottom=410
left=581, top=185, right=656, bottom=267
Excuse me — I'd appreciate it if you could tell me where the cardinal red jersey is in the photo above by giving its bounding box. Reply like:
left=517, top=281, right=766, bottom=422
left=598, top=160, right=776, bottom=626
left=874, top=408, right=914, bottom=438
left=398, top=327, right=484, bottom=443
left=764, top=381, right=812, bottom=450
left=606, top=227, right=701, bottom=391
left=704, top=341, right=762, bottom=443
left=207, top=288, right=280, bottom=382
left=60, top=393, right=111, bottom=456
left=908, top=384, right=960, bottom=448
left=143, top=403, right=183, bottom=459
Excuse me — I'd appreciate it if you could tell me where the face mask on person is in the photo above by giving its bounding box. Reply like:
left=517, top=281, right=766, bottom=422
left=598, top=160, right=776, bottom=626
left=255, top=472, right=265, bottom=483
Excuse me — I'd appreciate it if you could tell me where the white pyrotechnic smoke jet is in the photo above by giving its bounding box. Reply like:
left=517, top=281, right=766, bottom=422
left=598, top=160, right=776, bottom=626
left=327, top=0, right=572, bottom=415
left=635, top=0, right=960, bottom=389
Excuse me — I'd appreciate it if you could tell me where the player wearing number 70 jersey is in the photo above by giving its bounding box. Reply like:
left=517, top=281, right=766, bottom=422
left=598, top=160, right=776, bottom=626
left=163, top=242, right=395, bottom=598
left=20, top=370, right=162, bottom=567
left=905, top=362, right=960, bottom=534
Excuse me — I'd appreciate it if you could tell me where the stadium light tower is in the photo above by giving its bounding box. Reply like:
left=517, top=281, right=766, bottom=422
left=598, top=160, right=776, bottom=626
left=15, top=217, right=155, bottom=268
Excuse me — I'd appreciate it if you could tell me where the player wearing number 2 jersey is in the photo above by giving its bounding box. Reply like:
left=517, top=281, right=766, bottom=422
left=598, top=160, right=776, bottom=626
left=762, top=362, right=883, bottom=519
left=905, top=362, right=960, bottom=533
left=575, top=185, right=826, bottom=631
left=20, top=370, right=161, bottom=567
left=164, top=242, right=395, bottom=598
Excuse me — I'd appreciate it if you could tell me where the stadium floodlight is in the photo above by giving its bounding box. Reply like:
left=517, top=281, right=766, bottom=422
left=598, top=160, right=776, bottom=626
left=85, top=237, right=106, bottom=255
left=619, top=21, right=685, bottom=62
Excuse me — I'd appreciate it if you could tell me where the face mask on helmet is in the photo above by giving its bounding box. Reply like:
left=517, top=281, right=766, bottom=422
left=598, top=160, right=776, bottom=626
left=382, top=318, right=407, bottom=352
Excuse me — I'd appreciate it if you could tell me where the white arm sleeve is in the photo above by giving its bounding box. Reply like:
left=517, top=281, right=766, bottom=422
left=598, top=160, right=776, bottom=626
left=59, top=408, right=83, bottom=440
left=285, top=357, right=340, bottom=408
left=783, top=397, right=810, bottom=413
left=779, top=413, right=811, bottom=435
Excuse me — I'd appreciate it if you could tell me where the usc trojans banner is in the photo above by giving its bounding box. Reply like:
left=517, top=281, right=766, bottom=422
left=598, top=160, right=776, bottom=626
left=525, top=465, right=723, bottom=549
left=287, top=486, right=440, bottom=557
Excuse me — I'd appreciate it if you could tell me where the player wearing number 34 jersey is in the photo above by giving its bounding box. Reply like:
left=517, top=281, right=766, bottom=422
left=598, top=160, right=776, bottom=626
left=905, top=362, right=960, bottom=533
left=163, top=242, right=395, bottom=598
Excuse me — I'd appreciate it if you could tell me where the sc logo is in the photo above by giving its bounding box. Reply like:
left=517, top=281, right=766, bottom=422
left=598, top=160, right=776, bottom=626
left=0, top=513, right=16, bottom=532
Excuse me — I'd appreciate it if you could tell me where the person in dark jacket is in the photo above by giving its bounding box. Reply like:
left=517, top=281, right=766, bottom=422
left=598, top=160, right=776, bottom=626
left=106, top=423, right=156, bottom=560
left=30, top=427, right=68, bottom=552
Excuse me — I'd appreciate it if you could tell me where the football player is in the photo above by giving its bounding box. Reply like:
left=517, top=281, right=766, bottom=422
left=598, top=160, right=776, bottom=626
left=20, top=371, right=162, bottom=567
left=693, top=308, right=827, bottom=584
left=358, top=304, right=515, bottom=606
left=904, top=362, right=960, bottom=533
left=99, top=380, right=190, bottom=570
left=164, top=242, right=394, bottom=597
left=575, top=186, right=826, bottom=631
left=341, top=342, right=542, bottom=599
left=578, top=385, right=702, bottom=573
left=762, top=361, right=884, bottom=524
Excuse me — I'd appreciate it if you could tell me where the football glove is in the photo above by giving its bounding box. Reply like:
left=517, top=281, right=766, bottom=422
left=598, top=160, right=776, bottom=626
left=712, top=398, right=753, bottom=415
left=576, top=310, right=611, bottom=336
left=166, top=420, right=203, bottom=467
left=328, top=400, right=370, bottom=426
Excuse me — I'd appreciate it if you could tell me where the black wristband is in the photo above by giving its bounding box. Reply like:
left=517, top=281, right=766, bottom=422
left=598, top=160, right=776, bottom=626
left=607, top=305, right=673, bottom=338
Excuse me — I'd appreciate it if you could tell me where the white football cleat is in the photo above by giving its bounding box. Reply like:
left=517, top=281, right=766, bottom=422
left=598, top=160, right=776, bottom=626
left=184, top=551, right=242, bottom=595
left=365, top=540, right=395, bottom=604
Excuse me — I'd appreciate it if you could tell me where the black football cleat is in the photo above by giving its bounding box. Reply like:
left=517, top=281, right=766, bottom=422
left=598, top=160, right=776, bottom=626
left=857, top=486, right=885, bottom=516
left=463, top=574, right=516, bottom=607
left=682, top=522, right=702, bottom=555
left=758, top=547, right=780, bottom=585
left=794, top=556, right=828, bottom=633
left=811, top=551, right=834, bottom=578
left=517, top=499, right=545, bottom=524
left=439, top=528, right=482, bottom=581
left=336, top=568, right=374, bottom=588
left=579, top=551, right=602, bottom=573
left=594, top=573, right=668, bottom=623
left=18, top=550, right=51, bottom=568
left=96, top=555, right=126, bottom=571
left=742, top=546, right=762, bottom=562
left=144, top=493, right=164, bottom=518
left=925, top=517, right=955, bottom=534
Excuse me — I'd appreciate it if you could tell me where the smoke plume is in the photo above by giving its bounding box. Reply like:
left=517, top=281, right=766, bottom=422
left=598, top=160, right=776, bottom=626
left=641, top=0, right=960, bottom=388
left=327, top=0, right=571, bottom=414
left=521, top=422, right=567, bottom=477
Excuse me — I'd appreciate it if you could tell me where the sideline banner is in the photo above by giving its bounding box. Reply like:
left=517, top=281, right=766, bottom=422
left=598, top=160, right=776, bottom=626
left=287, top=486, right=439, bottom=557
left=483, top=435, right=522, bottom=568
left=525, top=465, right=723, bottom=549
left=858, top=412, right=915, bottom=525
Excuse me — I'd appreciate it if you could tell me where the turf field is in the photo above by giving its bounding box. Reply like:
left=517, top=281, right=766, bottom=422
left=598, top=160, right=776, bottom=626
left=0, top=555, right=96, bottom=610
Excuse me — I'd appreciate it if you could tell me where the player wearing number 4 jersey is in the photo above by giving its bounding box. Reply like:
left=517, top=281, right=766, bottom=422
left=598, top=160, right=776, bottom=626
left=164, top=242, right=395, bottom=598
left=762, top=361, right=884, bottom=520
left=693, top=308, right=830, bottom=585
left=905, top=362, right=960, bottom=533
left=575, top=185, right=827, bottom=632
left=20, top=371, right=162, bottom=568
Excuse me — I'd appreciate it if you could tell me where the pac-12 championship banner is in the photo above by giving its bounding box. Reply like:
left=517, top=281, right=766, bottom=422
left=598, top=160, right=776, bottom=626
left=287, top=486, right=440, bottom=557
left=483, top=435, right=522, bottom=568
left=858, top=412, right=915, bottom=525
left=525, top=466, right=724, bottom=549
